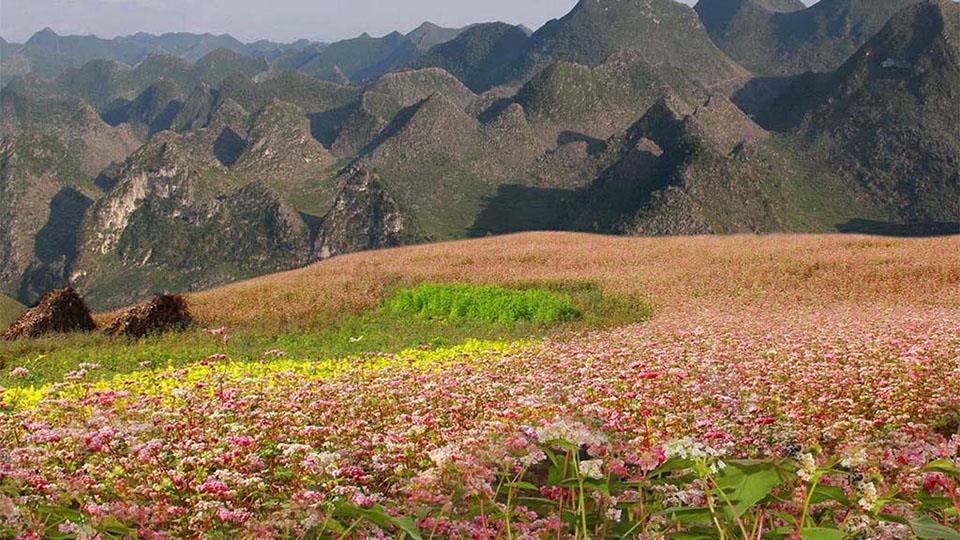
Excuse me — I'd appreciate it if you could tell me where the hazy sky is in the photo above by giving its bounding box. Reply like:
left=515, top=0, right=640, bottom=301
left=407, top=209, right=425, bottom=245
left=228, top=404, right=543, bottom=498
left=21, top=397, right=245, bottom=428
left=0, top=0, right=822, bottom=44
left=0, top=0, right=719, bottom=44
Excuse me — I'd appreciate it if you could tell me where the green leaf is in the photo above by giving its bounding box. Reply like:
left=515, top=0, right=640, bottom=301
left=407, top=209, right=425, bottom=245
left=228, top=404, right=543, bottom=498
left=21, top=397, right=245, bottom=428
left=652, top=457, right=694, bottom=475
left=917, top=495, right=953, bottom=510
left=658, top=507, right=715, bottom=526
left=334, top=502, right=423, bottom=540
left=808, top=485, right=851, bottom=506
left=799, top=527, right=845, bottom=540
left=925, top=459, right=960, bottom=479
left=908, top=516, right=960, bottom=540
left=504, top=481, right=539, bottom=491
left=716, top=460, right=784, bottom=516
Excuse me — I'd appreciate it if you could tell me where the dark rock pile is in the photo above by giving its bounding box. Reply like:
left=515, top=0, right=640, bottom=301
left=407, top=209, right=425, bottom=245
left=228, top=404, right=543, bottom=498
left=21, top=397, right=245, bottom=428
left=103, top=294, right=193, bottom=338
left=2, top=288, right=96, bottom=340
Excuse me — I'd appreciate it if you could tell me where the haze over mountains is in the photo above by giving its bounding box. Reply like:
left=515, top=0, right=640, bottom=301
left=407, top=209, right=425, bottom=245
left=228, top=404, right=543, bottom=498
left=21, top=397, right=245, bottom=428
left=1, top=0, right=957, bottom=309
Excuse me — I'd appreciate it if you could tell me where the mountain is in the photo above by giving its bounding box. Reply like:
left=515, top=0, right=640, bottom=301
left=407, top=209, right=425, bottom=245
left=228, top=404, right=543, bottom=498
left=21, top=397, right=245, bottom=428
left=0, top=89, right=141, bottom=302
left=215, top=70, right=360, bottom=115
left=514, top=50, right=708, bottom=140
left=571, top=92, right=868, bottom=235
left=516, top=0, right=748, bottom=88
left=9, top=49, right=269, bottom=111
left=763, top=0, right=960, bottom=223
left=418, top=0, right=748, bottom=93
left=695, top=0, right=924, bottom=76
left=415, top=23, right=532, bottom=92
left=2, top=0, right=957, bottom=309
left=70, top=101, right=328, bottom=308
left=405, top=22, right=469, bottom=52
left=101, top=79, right=186, bottom=136
left=327, top=67, right=477, bottom=157
left=0, top=28, right=318, bottom=83
left=292, top=32, right=420, bottom=83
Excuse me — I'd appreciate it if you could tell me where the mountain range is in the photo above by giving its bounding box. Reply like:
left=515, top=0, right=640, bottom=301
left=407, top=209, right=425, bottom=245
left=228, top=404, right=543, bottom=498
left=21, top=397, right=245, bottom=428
left=1, top=0, right=957, bottom=309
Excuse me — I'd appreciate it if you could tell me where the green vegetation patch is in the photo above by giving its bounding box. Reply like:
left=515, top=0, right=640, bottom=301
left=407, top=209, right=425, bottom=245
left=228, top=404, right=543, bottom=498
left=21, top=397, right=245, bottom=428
left=0, top=281, right=646, bottom=387
left=384, top=283, right=582, bottom=323
left=0, top=294, right=26, bottom=329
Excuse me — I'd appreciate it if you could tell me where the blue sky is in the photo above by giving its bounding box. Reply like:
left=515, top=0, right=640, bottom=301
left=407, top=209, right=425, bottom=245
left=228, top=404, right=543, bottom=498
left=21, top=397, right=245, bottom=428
left=0, top=0, right=815, bottom=44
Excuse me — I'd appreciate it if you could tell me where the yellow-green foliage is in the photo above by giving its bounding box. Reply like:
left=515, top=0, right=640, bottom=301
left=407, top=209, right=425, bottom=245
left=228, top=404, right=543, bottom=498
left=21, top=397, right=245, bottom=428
left=2, top=339, right=525, bottom=410
left=385, top=283, right=582, bottom=323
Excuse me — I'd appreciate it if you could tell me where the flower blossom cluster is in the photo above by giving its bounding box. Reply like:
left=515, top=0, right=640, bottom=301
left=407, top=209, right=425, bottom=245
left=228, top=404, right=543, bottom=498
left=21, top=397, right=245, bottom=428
left=0, top=307, right=957, bottom=536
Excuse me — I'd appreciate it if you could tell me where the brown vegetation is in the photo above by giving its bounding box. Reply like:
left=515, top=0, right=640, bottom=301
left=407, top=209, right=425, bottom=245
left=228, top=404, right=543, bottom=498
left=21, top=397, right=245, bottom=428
left=103, top=294, right=193, bottom=338
left=173, top=232, right=960, bottom=332
left=3, top=288, right=96, bottom=340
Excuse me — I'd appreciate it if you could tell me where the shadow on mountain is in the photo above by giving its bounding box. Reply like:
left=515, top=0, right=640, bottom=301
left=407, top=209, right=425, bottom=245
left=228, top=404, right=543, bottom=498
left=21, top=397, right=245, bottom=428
left=467, top=184, right=579, bottom=237
left=17, top=187, right=92, bottom=304
left=213, top=127, right=245, bottom=166
left=148, top=101, right=184, bottom=136
left=731, top=76, right=803, bottom=123
left=477, top=98, right=515, bottom=123
left=836, top=219, right=960, bottom=237
left=557, top=131, right=607, bottom=156
left=309, top=105, right=353, bottom=147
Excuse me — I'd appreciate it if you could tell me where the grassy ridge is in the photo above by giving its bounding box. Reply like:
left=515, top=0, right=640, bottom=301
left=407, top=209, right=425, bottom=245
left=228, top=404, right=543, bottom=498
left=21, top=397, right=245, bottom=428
left=0, top=280, right=645, bottom=387
left=0, top=294, right=25, bottom=329
left=2, top=232, right=958, bottom=386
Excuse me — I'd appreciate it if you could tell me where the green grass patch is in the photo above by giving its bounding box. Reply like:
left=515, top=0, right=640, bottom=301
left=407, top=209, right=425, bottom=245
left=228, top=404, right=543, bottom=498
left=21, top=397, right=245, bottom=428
left=0, top=294, right=25, bottom=329
left=384, top=283, right=582, bottom=323
left=0, top=281, right=648, bottom=387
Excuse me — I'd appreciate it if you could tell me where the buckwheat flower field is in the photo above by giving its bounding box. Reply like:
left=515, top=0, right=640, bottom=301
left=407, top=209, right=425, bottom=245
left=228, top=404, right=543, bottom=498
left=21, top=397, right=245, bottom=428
left=1, top=233, right=958, bottom=538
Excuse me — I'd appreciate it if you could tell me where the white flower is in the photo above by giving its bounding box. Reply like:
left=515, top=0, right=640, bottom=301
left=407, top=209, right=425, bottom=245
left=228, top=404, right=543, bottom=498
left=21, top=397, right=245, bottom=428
left=858, top=481, right=878, bottom=511
left=537, top=419, right=606, bottom=448
left=579, top=459, right=605, bottom=479
left=519, top=448, right=546, bottom=467
left=605, top=507, right=623, bottom=522
left=428, top=445, right=460, bottom=468
left=840, top=447, right=868, bottom=468
left=662, top=437, right=726, bottom=461
left=797, top=453, right=817, bottom=482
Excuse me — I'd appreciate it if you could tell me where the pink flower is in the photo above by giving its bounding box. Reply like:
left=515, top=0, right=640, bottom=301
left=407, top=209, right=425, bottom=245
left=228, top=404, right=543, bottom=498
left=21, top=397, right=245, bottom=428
left=83, top=427, right=115, bottom=452
left=217, top=507, right=252, bottom=524
left=352, top=493, right=377, bottom=509
left=9, top=367, right=29, bottom=379
left=923, top=473, right=951, bottom=493
left=198, top=477, right=230, bottom=497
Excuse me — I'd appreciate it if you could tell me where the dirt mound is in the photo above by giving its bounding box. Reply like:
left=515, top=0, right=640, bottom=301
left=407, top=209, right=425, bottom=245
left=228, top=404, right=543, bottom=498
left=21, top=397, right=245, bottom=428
left=2, top=288, right=96, bottom=340
left=103, top=294, right=193, bottom=338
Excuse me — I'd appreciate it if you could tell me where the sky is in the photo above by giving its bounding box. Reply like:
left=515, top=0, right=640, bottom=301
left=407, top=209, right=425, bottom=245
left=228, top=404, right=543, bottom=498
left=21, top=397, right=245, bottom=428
left=1, top=0, right=583, bottom=43
left=0, top=0, right=820, bottom=44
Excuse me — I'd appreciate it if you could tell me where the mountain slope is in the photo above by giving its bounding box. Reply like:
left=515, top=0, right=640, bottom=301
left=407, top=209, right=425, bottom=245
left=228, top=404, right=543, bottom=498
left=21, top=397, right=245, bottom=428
left=328, top=68, right=477, bottom=156
left=405, top=22, right=468, bottom=52
left=581, top=93, right=867, bottom=235
left=295, top=32, right=420, bottom=83
left=766, top=0, right=960, bottom=222
left=0, top=90, right=141, bottom=302
left=516, top=0, right=748, bottom=89
left=415, top=23, right=532, bottom=92
left=70, top=112, right=320, bottom=308
left=695, top=0, right=924, bottom=75
left=514, top=50, right=708, bottom=139
left=0, top=28, right=314, bottom=83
